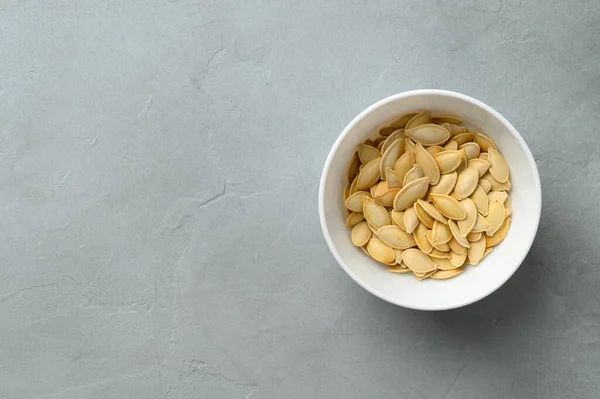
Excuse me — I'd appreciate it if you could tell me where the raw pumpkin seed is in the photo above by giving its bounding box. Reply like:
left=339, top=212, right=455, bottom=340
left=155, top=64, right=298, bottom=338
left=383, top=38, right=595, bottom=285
left=470, top=185, right=489, bottom=216
left=393, top=176, right=430, bottom=211
left=448, top=237, right=467, bottom=254
left=433, top=150, right=464, bottom=174
left=426, top=146, right=444, bottom=155
left=473, top=132, right=498, bottom=151
left=381, top=129, right=405, bottom=153
left=378, top=126, right=399, bottom=137
left=431, top=113, right=462, bottom=124
left=356, top=157, right=381, bottom=190
left=430, top=194, right=467, bottom=220
left=466, top=231, right=482, bottom=241
left=390, top=113, right=416, bottom=129
left=403, top=164, right=424, bottom=186
left=345, top=191, right=371, bottom=212
left=367, top=238, right=396, bottom=264
left=435, top=257, right=459, bottom=271
left=387, top=265, right=412, bottom=274
left=373, top=180, right=389, bottom=197
left=403, top=206, right=419, bottom=234
left=363, top=197, right=391, bottom=229
left=393, top=151, right=415, bottom=180
left=374, top=188, right=400, bottom=207
left=405, top=110, right=431, bottom=130
left=443, top=140, right=458, bottom=151
left=346, top=212, right=365, bottom=228
left=380, top=139, right=404, bottom=179
left=402, top=248, right=437, bottom=273
left=406, top=124, right=451, bottom=146
left=418, top=199, right=448, bottom=224
left=385, top=167, right=403, bottom=189
left=448, top=219, right=470, bottom=248
left=394, top=249, right=404, bottom=264
left=486, top=217, right=511, bottom=247
left=487, top=190, right=508, bottom=204
left=391, top=210, right=406, bottom=230
left=415, top=143, right=440, bottom=185
left=488, top=147, right=510, bottom=183
left=449, top=250, right=467, bottom=267
left=357, top=143, right=381, bottom=164
left=427, top=172, right=458, bottom=198
left=467, top=234, right=486, bottom=265
left=431, top=269, right=464, bottom=280
left=347, top=151, right=360, bottom=183
left=453, top=132, right=475, bottom=146
left=486, top=200, right=505, bottom=236
left=352, top=221, right=372, bottom=246
left=468, top=158, right=491, bottom=177
left=459, top=142, right=480, bottom=160
left=471, top=213, right=491, bottom=234
left=414, top=201, right=435, bottom=229
left=377, top=225, right=417, bottom=249
left=446, top=124, right=467, bottom=135
left=454, top=167, right=479, bottom=200
left=432, top=220, right=452, bottom=243
left=414, top=223, right=433, bottom=253
left=478, top=178, right=491, bottom=193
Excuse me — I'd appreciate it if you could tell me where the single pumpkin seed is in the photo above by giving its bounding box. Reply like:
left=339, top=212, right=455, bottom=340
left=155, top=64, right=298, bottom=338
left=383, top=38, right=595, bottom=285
left=363, top=197, right=391, bottom=229
left=406, top=123, right=451, bottom=146
left=416, top=269, right=438, bottom=281
left=346, top=212, right=365, bottom=228
left=402, top=248, right=437, bottom=273
left=367, top=238, right=396, bottom=264
left=369, top=183, right=377, bottom=197
left=468, top=158, right=492, bottom=177
left=467, top=234, right=486, bottom=265
left=432, top=220, right=452, bottom=243
left=488, top=147, right=510, bottom=183
left=403, top=206, right=419, bottom=234
left=351, top=221, right=372, bottom=246
left=459, top=142, right=480, bottom=160
left=435, top=257, right=459, bottom=271
left=373, top=180, right=389, bottom=197
left=347, top=151, right=360, bottom=183
left=356, top=157, right=381, bottom=190
left=487, top=190, right=508, bottom=204
left=404, top=138, right=416, bottom=154
left=478, top=178, right=491, bottom=193
left=454, top=166, right=479, bottom=200
left=504, top=196, right=512, bottom=216
left=448, top=219, right=470, bottom=248
left=345, top=191, right=371, bottom=212
left=386, top=167, right=403, bottom=189
left=381, top=129, right=405, bottom=153
left=393, top=151, right=415, bottom=180
left=378, top=126, right=398, bottom=137
left=417, top=199, right=448, bottom=224
left=453, top=132, right=475, bottom=146
left=357, top=143, right=381, bottom=164
left=391, top=210, right=406, bottom=231
left=455, top=153, right=468, bottom=174
left=443, top=140, right=458, bottom=151
left=431, top=113, right=462, bottom=124
left=471, top=213, right=491, bottom=234
left=380, top=139, right=404, bottom=179
left=473, top=132, right=498, bottom=151
left=486, top=217, right=511, bottom=247
left=446, top=124, right=468, bottom=135
left=414, top=223, right=433, bottom=253
left=486, top=200, right=506, bottom=236
left=433, top=150, right=464, bottom=174
left=431, top=269, right=464, bottom=280
left=426, top=146, right=444, bottom=155
left=448, top=237, right=467, bottom=254
left=374, top=188, right=401, bottom=207
left=363, top=138, right=376, bottom=146
left=403, top=164, right=424, bottom=186
left=428, top=246, right=451, bottom=258
left=377, top=225, right=417, bottom=249
left=349, top=174, right=359, bottom=195
left=466, top=231, right=482, bottom=241
left=470, top=185, right=489, bottom=216
left=387, top=265, right=412, bottom=274
left=427, top=172, right=458, bottom=199
left=390, top=113, right=417, bottom=129
left=430, top=194, right=467, bottom=220
left=449, top=250, right=467, bottom=267
left=405, top=110, right=431, bottom=130
left=393, top=176, right=430, bottom=211
left=415, top=143, right=440, bottom=185
left=394, top=249, right=404, bottom=264
left=414, top=201, right=435, bottom=229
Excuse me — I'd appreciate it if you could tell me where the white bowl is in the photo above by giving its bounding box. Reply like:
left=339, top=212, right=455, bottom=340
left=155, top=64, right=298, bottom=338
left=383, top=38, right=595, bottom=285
left=319, top=89, right=541, bottom=311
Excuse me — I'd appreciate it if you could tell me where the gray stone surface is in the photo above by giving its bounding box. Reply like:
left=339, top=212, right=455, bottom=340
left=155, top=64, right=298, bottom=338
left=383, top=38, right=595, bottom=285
left=0, top=0, right=598, bottom=397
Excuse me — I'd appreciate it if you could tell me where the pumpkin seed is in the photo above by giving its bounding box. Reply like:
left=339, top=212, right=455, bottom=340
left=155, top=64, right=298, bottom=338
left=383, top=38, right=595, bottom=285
left=357, top=143, right=381, bottom=164
left=356, top=157, right=381, bottom=190
left=449, top=250, right=467, bottom=267
left=391, top=210, right=406, bottom=231
left=378, top=126, right=398, bottom=137
left=380, top=139, right=404, bottom=179
left=488, top=147, right=510, bottom=183
left=394, top=249, right=404, bottom=264
left=363, top=197, right=391, bottom=229
left=453, top=132, right=475, bottom=146
left=454, top=167, right=479, bottom=200
left=432, top=220, right=452, bottom=243
left=466, top=231, right=482, bottom=241
left=414, top=202, right=435, bottom=229
left=352, top=221, right=372, bottom=246
left=428, top=246, right=451, bottom=258
left=468, top=158, right=491, bottom=177
left=405, top=110, right=431, bottom=130
left=433, top=150, right=464, bottom=174
left=346, top=212, right=365, bottom=228
left=403, top=164, right=424, bottom=186
left=414, top=223, right=433, bottom=253
left=381, top=129, right=405, bottom=154
left=403, top=206, right=419, bottom=234
left=363, top=138, right=375, bottom=146
left=367, top=238, right=396, bottom=264
left=367, top=221, right=378, bottom=235
left=470, top=185, right=489, bottom=216
left=406, top=123, right=451, bottom=146
left=415, top=143, right=440, bottom=185
left=473, top=132, right=498, bottom=151
left=430, top=194, right=467, bottom=220
left=478, top=178, right=491, bottom=193
left=393, top=176, right=430, bottom=211
left=387, top=265, right=412, bottom=274
left=467, top=234, right=486, bottom=265
left=418, top=199, right=448, bottom=224
left=443, top=140, right=458, bottom=151
left=404, top=137, right=416, bottom=154
left=446, top=124, right=468, bottom=135
left=373, top=181, right=389, bottom=197
left=487, top=190, right=508, bottom=204
left=377, top=225, right=417, bottom=249
left=393, top=151, right=415, bottom=180
left=347, top=151, right=360, bottom=183
left=471, top=213, right=491, bottom=234
left=349, top=174, right=359, bottom=195
left=486, top=217, right=511, bottom=247
left=374, top=188, right=400, bottom=207
left=431, top=269, right=464, bottom=280
left=426, top=146, right=444, bottom=155
left=429, top=237, right=451, bottom=253
left=431, top=113, right=462, bottom=124
left=486, top=200, right=505, bottom=236
left=390, top=113, right=417, bottom=129
left=427, top=172, right=458, bottom=198
left=435, top=257, right=459, bottom=271
left=504, top=196, right=512, bottom=216
left=448, top=237, right=467, bottom=254
left=459, top=142, right=480, bottom=160
left=385, top=167, right=403, bottom=189
left=448, top=219, right=470, bottom=248
left=416, top=269, right=438, bottom=281
left=345, top=191, right=371, bottom=212
left=402, top=248, right=437, bottom=273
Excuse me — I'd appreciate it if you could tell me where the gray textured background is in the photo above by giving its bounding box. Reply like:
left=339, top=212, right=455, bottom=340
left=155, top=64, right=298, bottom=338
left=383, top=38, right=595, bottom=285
left=0, top=0, right=598, bottom=398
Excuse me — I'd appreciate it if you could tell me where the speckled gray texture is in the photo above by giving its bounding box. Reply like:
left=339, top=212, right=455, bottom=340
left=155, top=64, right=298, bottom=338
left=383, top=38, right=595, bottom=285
left=0, top=0, right=598, bottom=398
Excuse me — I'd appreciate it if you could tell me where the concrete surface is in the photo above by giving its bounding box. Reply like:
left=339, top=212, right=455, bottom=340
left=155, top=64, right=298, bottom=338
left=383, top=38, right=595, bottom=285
left=0, top=0, right=599, bottom=398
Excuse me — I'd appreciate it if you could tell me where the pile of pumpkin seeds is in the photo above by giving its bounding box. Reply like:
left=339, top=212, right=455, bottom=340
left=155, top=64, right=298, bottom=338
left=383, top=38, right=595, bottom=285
left=344, top=110, right=512, bottom=281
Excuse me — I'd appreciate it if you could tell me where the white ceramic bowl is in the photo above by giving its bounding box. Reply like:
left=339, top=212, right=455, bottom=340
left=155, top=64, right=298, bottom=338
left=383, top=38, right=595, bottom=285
left=319, top=89, right=541, bottom=311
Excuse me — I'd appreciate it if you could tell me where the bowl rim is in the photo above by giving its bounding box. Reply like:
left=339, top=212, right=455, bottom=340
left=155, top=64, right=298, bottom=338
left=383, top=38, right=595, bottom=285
left=318, top=89, right=542, bottom=311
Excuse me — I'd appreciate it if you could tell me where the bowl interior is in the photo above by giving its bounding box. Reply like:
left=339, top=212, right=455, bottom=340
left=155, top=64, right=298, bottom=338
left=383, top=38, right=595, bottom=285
left=320, top=90, right=541, bottom=310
